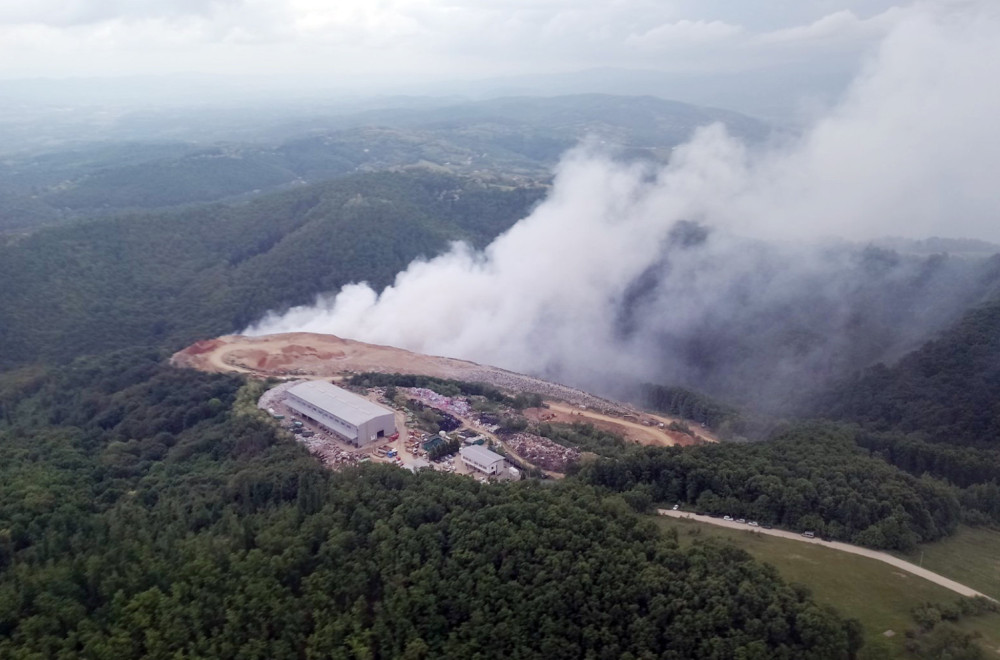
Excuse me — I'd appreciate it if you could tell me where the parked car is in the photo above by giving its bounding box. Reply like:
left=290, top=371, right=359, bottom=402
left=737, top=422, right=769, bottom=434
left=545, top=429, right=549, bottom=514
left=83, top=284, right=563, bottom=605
left=802, top=531, right=816, bottom=538
left=748, top=521, right=759, bottom=527
left=671, top=504, right=679, bottom=511
left=736, top=518, right=746, bottom=524
left=723, top=515, right=733, bottom=521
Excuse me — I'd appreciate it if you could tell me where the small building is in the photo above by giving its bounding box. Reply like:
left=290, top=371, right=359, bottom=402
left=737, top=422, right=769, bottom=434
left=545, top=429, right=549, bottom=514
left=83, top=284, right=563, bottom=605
left=460, top=445, right=506, bottom=476
left=285, top=381, right=395, bottom=448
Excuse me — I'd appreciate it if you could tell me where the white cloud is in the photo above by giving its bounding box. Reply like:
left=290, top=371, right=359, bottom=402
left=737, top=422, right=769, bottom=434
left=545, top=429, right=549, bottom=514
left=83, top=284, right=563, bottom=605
left=0, top=1, right=926, bottom=81
left=757, top=7, right=907, bottom=44
left=626, top=19, right=743, bottom=51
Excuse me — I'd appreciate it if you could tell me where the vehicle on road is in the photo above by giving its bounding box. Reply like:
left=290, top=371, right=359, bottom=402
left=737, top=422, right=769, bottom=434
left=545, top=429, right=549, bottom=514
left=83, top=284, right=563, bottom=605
left=671, top=504, right=679, bottom=511
left=736, top=518, right=746, bottom=524
left=802, top=531, right=816, bottom=538
left=723, top=515, right=733, bottom=521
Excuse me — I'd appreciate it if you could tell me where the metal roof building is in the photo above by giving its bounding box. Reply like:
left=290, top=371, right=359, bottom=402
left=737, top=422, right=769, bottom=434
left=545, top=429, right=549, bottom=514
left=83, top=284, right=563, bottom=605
left=285, top=381, right=395, bottom=447
left=460, top=444, right=506, bottom=476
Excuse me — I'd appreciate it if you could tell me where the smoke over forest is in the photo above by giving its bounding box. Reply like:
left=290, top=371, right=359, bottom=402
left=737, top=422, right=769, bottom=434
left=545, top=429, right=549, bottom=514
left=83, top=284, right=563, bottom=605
left=248, top=3, right=1000, bottom=412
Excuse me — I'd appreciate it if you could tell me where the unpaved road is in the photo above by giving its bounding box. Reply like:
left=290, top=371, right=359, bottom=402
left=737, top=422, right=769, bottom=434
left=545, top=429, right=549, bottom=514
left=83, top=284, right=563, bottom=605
left=658, top=510, right=995, bottom=600
left=543, top=401, right=715, bottom=446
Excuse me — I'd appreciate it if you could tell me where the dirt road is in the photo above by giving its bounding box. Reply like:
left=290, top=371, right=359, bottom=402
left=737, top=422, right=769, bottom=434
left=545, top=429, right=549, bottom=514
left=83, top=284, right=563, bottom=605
left=543, top=402, right=715, bottom=446
left=658, top=510, right=994, bottom=600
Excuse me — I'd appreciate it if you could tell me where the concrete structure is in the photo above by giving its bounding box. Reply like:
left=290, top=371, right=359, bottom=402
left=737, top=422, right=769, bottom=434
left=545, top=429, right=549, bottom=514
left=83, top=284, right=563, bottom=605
left=460, top=444, right=506, bottom=476
left=285, top=380, right=395, bottom=447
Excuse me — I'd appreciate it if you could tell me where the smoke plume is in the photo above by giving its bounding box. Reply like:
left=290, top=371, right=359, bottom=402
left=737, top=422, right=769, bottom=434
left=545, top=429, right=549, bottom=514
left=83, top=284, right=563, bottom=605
left=247, top=3, right=1000, bottom=410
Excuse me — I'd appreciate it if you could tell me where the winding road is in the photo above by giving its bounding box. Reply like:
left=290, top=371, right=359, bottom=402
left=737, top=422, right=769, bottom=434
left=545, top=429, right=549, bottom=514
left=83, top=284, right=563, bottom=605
left=657, top=509, right=994, bottom=600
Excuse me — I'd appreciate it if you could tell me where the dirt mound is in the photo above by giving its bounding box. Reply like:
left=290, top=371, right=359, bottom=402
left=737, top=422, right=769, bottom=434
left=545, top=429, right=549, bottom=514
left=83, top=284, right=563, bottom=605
left=185, top=339, right=224, bottom=355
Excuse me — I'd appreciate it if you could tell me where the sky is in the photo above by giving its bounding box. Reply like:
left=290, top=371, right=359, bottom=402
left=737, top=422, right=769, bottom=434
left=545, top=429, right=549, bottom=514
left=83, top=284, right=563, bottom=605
left=0, top=0, right=914, bottom=83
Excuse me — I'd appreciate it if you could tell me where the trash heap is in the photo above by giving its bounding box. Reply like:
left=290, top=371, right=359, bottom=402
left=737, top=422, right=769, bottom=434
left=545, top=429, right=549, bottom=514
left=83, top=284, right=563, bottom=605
left=506, top=433, right=581, bottom=472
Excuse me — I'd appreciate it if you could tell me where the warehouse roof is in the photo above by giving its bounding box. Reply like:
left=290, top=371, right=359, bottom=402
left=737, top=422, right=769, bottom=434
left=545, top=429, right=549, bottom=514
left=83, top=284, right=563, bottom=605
left=287, top=380, right=393, bottom=426
left=460, top=444, right=504, bottom=465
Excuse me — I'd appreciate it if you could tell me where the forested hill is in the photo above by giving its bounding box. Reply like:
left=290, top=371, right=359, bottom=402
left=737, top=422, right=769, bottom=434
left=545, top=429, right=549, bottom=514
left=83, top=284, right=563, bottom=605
left=816, top=291, right=1000, bottom=447
left=0, top=171, right=544, bottom=370
left=0, top=353, right=859, bottom=658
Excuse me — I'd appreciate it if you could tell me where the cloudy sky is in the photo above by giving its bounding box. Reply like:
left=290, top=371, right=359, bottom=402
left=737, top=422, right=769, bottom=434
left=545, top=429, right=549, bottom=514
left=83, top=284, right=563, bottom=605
left=0, top=0, right=914, bottom=82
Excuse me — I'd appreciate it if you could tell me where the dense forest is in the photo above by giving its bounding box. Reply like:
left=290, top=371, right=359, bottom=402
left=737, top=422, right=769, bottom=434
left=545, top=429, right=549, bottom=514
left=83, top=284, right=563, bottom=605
left=817, top=295, right=1000, bottom=447
left=0, top=353, right=860, bottom=658
left=579, top=424, right=960, bottom=551
left=0, top=171, right=544, bottom=370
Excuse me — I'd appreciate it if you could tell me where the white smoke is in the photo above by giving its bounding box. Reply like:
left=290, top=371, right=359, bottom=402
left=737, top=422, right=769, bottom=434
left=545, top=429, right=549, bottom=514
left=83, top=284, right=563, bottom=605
left=247, top=2, right=1000, bottom=399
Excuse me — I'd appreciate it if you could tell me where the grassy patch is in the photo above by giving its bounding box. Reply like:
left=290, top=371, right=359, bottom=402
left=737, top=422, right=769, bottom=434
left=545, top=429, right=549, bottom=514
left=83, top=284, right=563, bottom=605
left=895, top=525, right=1000, bottom=601
left=654, top=516, right=1000, bottom=658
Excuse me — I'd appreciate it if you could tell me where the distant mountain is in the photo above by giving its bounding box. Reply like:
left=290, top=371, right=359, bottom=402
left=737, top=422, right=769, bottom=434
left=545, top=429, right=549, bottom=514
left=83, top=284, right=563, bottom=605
left=0, top=94, right=767, bottom=234
left=871, top=236, right=1000, bottom=256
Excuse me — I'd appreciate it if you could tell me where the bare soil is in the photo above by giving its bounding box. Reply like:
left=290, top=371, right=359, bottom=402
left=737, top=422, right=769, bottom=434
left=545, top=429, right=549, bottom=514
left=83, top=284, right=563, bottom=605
left=525, top=402, right=710, bottom=446
left=171, top=332, right=717, bottom=447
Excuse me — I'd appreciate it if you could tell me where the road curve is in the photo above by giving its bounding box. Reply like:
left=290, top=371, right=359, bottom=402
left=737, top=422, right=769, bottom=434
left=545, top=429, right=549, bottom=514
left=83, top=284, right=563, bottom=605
left=657, top=509, right=995, bottom=601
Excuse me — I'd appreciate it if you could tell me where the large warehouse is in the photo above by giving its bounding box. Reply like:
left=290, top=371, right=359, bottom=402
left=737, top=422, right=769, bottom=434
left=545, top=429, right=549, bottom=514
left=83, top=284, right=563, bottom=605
left=285, top=381, right=396, bottom=448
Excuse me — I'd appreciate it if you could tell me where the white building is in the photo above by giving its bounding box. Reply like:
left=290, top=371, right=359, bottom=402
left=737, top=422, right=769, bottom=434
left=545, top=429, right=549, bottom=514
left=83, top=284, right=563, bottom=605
left=285, top=381, right=395, bottom=447
left=460, top=444, right=506, bottom=476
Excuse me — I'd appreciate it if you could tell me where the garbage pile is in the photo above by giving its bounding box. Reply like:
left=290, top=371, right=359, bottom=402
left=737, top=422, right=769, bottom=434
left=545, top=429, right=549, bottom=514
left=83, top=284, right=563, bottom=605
left=506, top=433, right=581, bottom=472
left=405, top=388, right=473, bottom=416
left=296, top=434, right=362, bottom=468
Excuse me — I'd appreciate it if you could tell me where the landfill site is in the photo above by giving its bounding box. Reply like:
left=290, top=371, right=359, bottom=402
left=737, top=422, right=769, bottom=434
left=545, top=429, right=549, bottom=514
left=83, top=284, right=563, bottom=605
left=172, top=332, right=716, bottom=479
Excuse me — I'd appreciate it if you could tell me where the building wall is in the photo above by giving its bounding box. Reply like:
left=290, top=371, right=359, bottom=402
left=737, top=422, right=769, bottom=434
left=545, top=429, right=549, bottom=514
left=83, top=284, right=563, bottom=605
left=355, top=412, right=396, bottom=447
left=460, top=448, right=505, bottom=475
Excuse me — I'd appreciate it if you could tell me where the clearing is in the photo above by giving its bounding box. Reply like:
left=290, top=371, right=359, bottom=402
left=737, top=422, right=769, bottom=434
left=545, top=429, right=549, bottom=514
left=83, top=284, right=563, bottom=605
left=895, top=525, right=1000, bottom=601
left=655, top=514, right=1000, bottom=658
left=173, top=332, right=711, bottom=448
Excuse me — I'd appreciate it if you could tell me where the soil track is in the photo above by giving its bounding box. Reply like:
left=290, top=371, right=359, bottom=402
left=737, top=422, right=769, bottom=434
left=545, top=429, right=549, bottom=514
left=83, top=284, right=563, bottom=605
left=171, top=332, right=713, bottom=447
left=525, top=402, right=709, bottom=446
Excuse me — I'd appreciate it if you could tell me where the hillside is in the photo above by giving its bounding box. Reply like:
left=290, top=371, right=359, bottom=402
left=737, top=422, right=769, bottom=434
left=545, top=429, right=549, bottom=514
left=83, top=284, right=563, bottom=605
left=818, top=292, right=1000, bottom=447
left=0, top=352, right=859, bottom=659
left=618, top=244, right=1000, bottom=416
left=0, top=171, right=545, bottom=369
